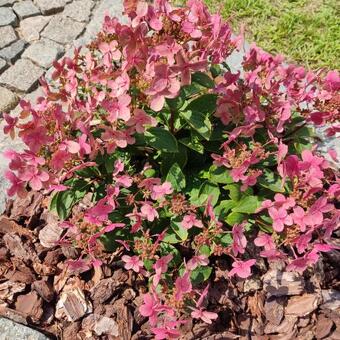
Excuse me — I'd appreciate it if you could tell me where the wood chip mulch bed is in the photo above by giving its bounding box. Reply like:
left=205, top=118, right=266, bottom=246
left=0, top=192, right=339, bottom=339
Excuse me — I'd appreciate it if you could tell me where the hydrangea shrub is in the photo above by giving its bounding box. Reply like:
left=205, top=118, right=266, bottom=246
left=3, top=0, right=339, bottom=338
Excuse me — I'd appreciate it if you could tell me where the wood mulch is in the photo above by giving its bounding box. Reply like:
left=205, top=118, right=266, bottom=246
left=0, top=192, right=339, bottom=339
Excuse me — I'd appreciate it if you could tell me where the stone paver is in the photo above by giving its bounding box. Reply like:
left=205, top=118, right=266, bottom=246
left=0, top=86, right=18, bottom=113
left=13, top=1, right=41, bottom=20
left=0, top=40, right=26, bottom=63
left=34, top=0, right=66, bottom=15
left=19, top=15, right=51, bottom=42
left=0, top=26, right=17, bottom=49
left=0, top=317, right=49, bottom=340
left=0, top=0, right=16, bottom=6
left=63, top=0, right=94, bottom=22
left=0, top=59, right=44, bottom=93
left=0, top=7, right=18, bottom=27
left=0, top=58, right=6, bottom=73
left=41, top=15, right=85, bottom=44
left=22, top=39, right=64, bottom=68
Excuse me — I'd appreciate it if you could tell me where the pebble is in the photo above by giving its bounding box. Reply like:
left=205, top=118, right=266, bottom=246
left=0, top=317, right=48, bottom=340
left=34, top=0, right=66, bottom=15
left=0, top=40, right=26, bottom=63
left=19, top=15, right=51, bottom=42
left=0, top=26, right=17, bottom=49
left=22, top=39, right=64, bottom=69
left=13, top=1, right=41, bottom=20
left=0, top=7, right=18, bottom=27
left=0, top=86, right=18, bottom=113
left=0, top=59, right=44, bottom=93
left=41, top=15, right=85, bottom=44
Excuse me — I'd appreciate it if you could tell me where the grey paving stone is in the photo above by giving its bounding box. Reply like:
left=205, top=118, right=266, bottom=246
left=0, top=26, right=17, bottom=49
left=19, top=15, right=50, bottom=42
left=34, top=0, right=66, bottom=15
left=0, top=40, right=26, bottom=63
left=0, top=58, right=7, bottom=72
left=0, top=86, right=18, bottom=113
left=0, top=7, right=18, bottom=27
left=63, top=0, right=94, bottom=22
left=0, top=317, right=49, bottom=340
left=41, top=15, right=85, bottom=44
left=13, top=0, right=40, bottom=20
left=0, top=59, right=44, bottom=93
left=0, top=0, right=16, bottom=7
left=23, top=39, right=64, bottom=68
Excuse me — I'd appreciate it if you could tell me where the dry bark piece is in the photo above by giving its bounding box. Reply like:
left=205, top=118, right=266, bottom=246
left=0, top=281, right=26, bottom=302
left=90, top=278, right=115, bottom=306
left=263, top=270, right=305, bottom=296
left=285, top=294, right=320, bottom=317
left=82, top=314, right=119, bottom=337
left=62, top=321, right=81, bottom=339
left=315, top=315, right=334, bottom=339
left=0, top=306, right=28, bottom=324
left=321, top=289, right=340, bottom=311
left=15, top=291, right=44, bottom=322
left=243, top=278, right=262, bottom=292
left=32, top=280, right=54, bottom=302
left=3, top=233, right=32, bottom=260
left=55, top=287, right=92, bottom=321
left=38, top=212, right=63, bottom=248
left=4, top=268, right=36, bottom=284
left=264, top=297, right=284, bottom=326
left=0, top=216, right=33, bottom=238
left=114, top=300, right=133, bottom=340
left=264, top=315, right=297, bottom=334
left=9, top=192, right=43, bottom=222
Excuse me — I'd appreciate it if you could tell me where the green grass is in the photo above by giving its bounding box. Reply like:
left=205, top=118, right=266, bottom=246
left=174, top=0, right=340, bottom=70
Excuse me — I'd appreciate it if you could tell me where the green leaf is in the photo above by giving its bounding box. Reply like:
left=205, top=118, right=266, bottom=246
left=166, top=163, right=186, bottom=191
left=214, top=200, right=236, bottom=219
left=145, top=127, right=178, bottom=152
left=159, top=243, right=181, bottom=266
left=187, top=94, right=217, bottom=114
left=258, top=169, right=285, bottom=193
left=199, top=245, right=212, bottom=256
left=180, top=110, right=212, bottom=140
left=210, top=64, right=222, bottom=78
left=226, top=212, right=245, bottom=225
left=209, top=166, right=233, bottom=184
left=170, top=217, right=188, bottom=241
left=161, top=143, right=187, bottom=174
left=55, top=190, right=75, bottom=220
left=224, top=184, right=241, bottom=201
left=191, top=266, right=212, bottom=285
left=232, top=196, right=261, bottom=214
left=197, top=181, right=220, bottom=206
left=163, top=232, right=182, bottom=244
left=179, top=136, right=204, bottom=154
left=218, top=233, right=233, bottom=246
left=75, top=166, right=101, bottom=178
left=192, top=71, right=215, bottom=88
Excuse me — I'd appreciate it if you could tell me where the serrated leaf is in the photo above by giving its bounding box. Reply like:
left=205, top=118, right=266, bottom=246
left=197, top=181, right=220, bottom=206
left=209, top=166, right=233, bottom=184
left=224, top=183, right=241, bottom=201
left=166, top=163, right=186, bottom=191
left=179, top=136, right=204, bottom=154
left=187, top=94, right=217, bottom=114
left=145, top=127, right=178, bottom=152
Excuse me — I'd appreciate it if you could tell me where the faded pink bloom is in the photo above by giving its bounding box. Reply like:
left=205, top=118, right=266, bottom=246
left=187, top=255, right=209, bottom=270
left=85, top=199, right=113, bottom=224
left=292, top=206, right=307, bottom=232
left=191, top=308, right=218, bottom=324
left=151, top=181, right=173, bottom=200
left=99, top=41, right=121, bottom=68
left=304, top=196, right=333, bottom=226
left=5, top=171, right=26, bottom=197
left=228, top=259, right=256, bottom=279
left=232, top=223, right=247, bottom=256
left=122, top=255, right=144, bottom=273
left=181, top=214, right=203, bottom=229
left=268, top=207, right=293, bottom=232
left=140, top=202, right=159, bottom=222
left=153, top=254, right=173, bottom=286
left=139, top=293, right=159, bottom=326
left=175, top=271, right=192, bottom=300
left=126, top=109, right=157, bottom=133
left=115, top=175, right=133, bottom=188
left=3, top=113, right=18, bottom=139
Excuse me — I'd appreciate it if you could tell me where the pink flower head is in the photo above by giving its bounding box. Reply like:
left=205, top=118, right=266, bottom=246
left=268, top=207, right=293, bottom=232
left=187, top=255, right=209, bottom=271
left=181, top=214, right=203, bottom=229
left=304, top=196, right=333, bottom=226
left=232, top=223, right=247, bottom=256
left=175, top=271, right=192, bottom=300
left=140, top=202, right=159, bottom=222
left=228, top=259, right=256, bottom=279
left=152, top=321, right=183, bottom=340
left=5, top=170, right=26, bottom=198
left=3, top=113, right=18, bottom=139
left=115, top=175, right=133, bottom=188
left=273, top=193, right=295, bottom=210
left=99, top=40, right=121, bottom=68
left=153, top=254, right=173, bottom=286
left=20, top=167, right=49, bottom=191
left=126, top=109, right=157, bottom=133
left=122, top=255, right=144, bottom=273
left=139, top=292, right=159, bottom=325
left=292, top=206, right=307, bottom=232
left=151, top=181, right=173, bottom=200
left=85, top=199, right=113, bottom=224
left=254, top=233, right=275, bottom=250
